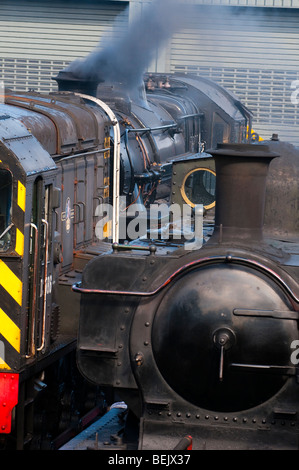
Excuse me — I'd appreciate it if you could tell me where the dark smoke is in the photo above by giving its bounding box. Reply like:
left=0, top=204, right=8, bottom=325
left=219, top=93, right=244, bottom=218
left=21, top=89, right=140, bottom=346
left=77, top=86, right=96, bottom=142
left=65, top=0, right=184, bottom=91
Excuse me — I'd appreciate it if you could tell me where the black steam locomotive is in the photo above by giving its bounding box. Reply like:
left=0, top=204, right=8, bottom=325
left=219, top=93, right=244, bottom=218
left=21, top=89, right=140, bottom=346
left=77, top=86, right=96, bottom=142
left=0, top=72, right=250, bottom=449
left=75, top=137, right=299, bottom=450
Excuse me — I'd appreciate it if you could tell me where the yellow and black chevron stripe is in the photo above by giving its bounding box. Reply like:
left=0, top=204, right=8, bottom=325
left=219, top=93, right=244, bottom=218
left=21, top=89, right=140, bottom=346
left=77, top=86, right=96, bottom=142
left=0, top=180, right=25, bottom=371
left=0, top=259, right=22, bottom=371
left=15, top=181, right=25, bottom=257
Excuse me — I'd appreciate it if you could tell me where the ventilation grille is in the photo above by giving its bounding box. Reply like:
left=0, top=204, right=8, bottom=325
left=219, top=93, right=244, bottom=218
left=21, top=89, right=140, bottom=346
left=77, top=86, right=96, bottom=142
left=173, top=64, right=299, bottom=143
left=0, top=57, right=70, bottom=93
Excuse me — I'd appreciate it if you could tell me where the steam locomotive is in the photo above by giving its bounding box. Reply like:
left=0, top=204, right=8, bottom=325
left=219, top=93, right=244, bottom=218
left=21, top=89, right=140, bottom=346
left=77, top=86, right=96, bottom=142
left=0, top=71, right=250, bottom=449
left=74, top=136, right=299, bottom=449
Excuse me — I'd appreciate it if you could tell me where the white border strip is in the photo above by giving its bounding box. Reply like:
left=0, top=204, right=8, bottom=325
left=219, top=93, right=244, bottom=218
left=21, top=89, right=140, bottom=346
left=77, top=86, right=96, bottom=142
left=75, top=93, right=120, bottom=244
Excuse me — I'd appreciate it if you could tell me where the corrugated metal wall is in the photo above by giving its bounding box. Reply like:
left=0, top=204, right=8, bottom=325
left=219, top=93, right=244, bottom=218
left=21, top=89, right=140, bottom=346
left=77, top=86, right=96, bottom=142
left=1, top=1, right=299, bottom=143
left=169, top=5, right=299, bottom=144
left=197, top=0, right=299, bottom=7
left=0, top=0, right=128, bottom=92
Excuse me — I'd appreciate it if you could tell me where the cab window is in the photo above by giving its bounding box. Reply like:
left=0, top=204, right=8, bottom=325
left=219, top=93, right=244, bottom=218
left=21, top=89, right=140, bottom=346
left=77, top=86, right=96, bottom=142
left=0, top=169, right=12, bottom=251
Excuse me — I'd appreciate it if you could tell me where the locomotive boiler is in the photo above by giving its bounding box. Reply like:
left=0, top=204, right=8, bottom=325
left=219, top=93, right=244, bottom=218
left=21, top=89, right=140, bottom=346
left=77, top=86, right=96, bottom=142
left=55, top=71, right=250, bottom=213
left=75, top=140, right=299, bottom=450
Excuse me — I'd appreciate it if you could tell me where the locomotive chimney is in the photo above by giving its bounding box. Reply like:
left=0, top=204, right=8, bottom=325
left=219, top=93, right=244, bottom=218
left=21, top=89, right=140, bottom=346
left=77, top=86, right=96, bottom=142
left=53, top=70, right=102, bottom=97
left=207, top=143, right=279, bottom=244
left=53, top=70, right=140, bottom=111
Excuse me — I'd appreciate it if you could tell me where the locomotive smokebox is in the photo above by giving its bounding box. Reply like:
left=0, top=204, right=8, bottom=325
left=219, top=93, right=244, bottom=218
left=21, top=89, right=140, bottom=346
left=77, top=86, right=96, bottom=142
left=53, top=70, right=102, bottom=97
left=208, top=143, right=279, bottom=243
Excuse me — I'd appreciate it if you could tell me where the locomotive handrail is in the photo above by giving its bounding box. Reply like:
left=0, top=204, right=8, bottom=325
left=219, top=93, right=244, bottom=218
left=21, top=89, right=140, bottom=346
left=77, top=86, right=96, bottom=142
left=177, top=112, right=204, bottom=120
left=26, top=223, right=38, bottom=358
left=93, top=196, right=104, bottom=216
left=54, top=148, right=108, bottom=162
left=37, top=219, right=49, bottom=352
left=0, top=222, right=13, bottom=241
left=229, top=363, right=297, bottom=376
left=73, top=202, right=85, bottom=224
left=126, top=122, right=178, bottom=134
left=72, top=254, right=299, bottom=310
left=75, top=93, right=121, bottom=244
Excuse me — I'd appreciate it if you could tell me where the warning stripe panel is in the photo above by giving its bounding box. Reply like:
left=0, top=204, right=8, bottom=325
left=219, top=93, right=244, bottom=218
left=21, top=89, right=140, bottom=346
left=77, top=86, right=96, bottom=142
left=0, top=260, right=22, bottom=371
left=15, top=180, right=25, bottom=256
left=0, top=165, right=25, bottom=372
left=0, top=332, right=22, bottom=371
left=0, top=358, right=10, bottom=370
left=0, top=260, right=22, bottom=306
left=0, top=308, right=20, bottom=353
left=17, top=180, right=26, bottom=212
left=15, top=228, right=24, bottom=257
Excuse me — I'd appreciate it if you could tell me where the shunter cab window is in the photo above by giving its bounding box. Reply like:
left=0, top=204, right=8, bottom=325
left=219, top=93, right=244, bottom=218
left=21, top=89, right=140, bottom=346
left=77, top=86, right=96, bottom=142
left=0, top=169, right=12, bottom=251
